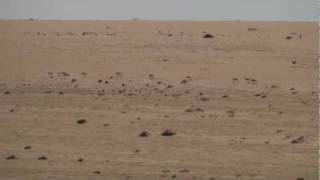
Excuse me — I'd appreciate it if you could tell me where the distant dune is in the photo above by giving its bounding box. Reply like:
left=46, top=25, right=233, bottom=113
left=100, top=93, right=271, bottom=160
left=0, top=20, right=318, bottom=180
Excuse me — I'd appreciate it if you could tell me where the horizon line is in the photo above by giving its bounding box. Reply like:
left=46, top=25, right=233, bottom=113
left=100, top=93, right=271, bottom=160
left=0, top=18, right=317, bottom=23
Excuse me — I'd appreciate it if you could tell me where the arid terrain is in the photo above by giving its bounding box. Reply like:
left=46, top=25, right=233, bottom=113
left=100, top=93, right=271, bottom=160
left=0, top=20, right=318, bottom=180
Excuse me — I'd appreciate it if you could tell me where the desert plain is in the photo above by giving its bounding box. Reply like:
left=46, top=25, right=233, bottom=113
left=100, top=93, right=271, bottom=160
left=0, top=20, right=318, bottom=180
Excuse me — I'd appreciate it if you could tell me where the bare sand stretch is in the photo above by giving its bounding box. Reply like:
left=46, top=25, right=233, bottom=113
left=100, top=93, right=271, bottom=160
left=0, top=20, right=318, bottom=180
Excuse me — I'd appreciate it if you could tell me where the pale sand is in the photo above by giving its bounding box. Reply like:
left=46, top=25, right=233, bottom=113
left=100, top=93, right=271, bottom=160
left=0, top=20, right=318, bottom=180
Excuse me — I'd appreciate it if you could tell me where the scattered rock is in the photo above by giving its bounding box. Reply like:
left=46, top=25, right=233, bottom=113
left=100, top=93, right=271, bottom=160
left=162, top=169, right=170, bottom=173
left=199, top=97, right=209, bottom=101
left=4, top=91, right=11, bottom=95
left=24, top=146, right=32, bottom=150
left=226, top=110, right=235, bottom=117
left=78, top=158, right=84, bottom=162
left=38, top=156, right=47, bottom=160
left=185, top=108, right=204, bottom=112
left=139, top=131, right=150, bottom=137
left=245, top=78, right=257, bottom=84
left=115, top=72, right=122, bottom=76
left=248, top=28, right=258, bottom=31
left=161, top=130, right=176, bottom=136
left=77, top=119, right=87, bottom=124
left=66, top=32, right=75, bottom=36
left=97, top=90, right=105, bottom=96
left=291, top=136, right=305, bottom=144
left=103, top=123, right=109, bottom=127
left=82, top=32, right=98, bottom=36
left=291, top=91, right=297, bottom=95
left=286, top=36, right=293, bottom=40
left=6, top=155, right=17, bottom=160
left=180, top=79, right=188, bottom=84
left=59, top=72, right=70, bottom=77
left=180, top=169, right=190, bottom=173
left=203, top=34, right=214, bottom=38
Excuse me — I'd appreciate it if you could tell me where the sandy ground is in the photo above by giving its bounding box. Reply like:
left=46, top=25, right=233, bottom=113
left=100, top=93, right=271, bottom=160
left=0, top=20, right=318, bottom=180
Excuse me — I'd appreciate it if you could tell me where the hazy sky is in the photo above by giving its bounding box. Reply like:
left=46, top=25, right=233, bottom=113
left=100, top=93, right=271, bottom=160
left=0, top=0, right=318, bottom=21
